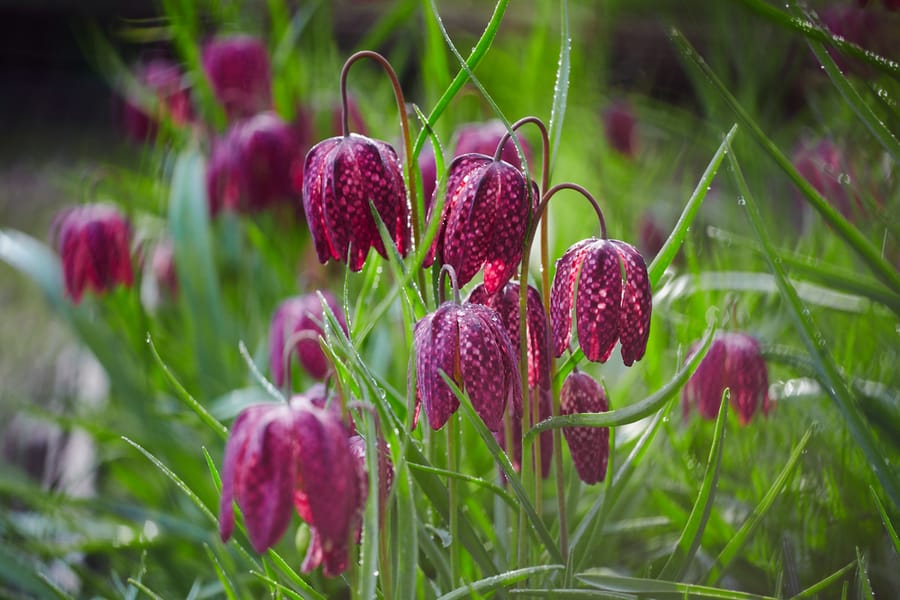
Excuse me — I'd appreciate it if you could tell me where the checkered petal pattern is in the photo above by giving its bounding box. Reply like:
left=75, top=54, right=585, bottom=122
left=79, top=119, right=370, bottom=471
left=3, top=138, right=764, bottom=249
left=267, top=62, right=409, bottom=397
left=560, top=372, right=610, bottom=485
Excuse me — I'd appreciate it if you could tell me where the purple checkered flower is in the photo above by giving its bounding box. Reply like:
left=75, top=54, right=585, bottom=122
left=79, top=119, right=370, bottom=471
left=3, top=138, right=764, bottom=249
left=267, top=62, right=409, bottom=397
left=54, top=204, right=134, bottom=303
left=269, top=291, right=348, bottom=386
left=682, top=332, right=771, bottom=425
left=202, top=35, right=273, bottom=121
left=550, top=238, right=651, bottom=365
left=302, top=133, right=411, bottom=272
left=424, top=154, right=535, bottom=294
left=413, top=301, right=522, bottom=431
left=560, top=372, right=610, bottom=485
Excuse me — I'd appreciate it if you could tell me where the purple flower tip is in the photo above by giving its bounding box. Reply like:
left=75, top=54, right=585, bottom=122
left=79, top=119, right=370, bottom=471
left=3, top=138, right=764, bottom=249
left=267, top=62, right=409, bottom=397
left=560, top=372, right=610, bottom=485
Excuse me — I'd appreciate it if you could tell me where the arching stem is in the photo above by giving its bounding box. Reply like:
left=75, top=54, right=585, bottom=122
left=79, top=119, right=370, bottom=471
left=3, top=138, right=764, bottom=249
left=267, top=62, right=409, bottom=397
left=438, top=264, right=462, bottom=304
left=538, top=182, right=608, bottom=240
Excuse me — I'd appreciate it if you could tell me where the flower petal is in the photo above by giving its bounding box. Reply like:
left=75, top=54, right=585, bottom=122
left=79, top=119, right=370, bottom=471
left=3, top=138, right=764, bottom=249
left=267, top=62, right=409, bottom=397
left=303, top=138, right=342, bottom=263
left=458, top=305, right=513, bottom=431
left=560, top=373, right=609, bottom=485
left=612, top=241, right=651, bottom=366
left=550, top=239, right=592, bottom=357
left=575, top=241, right=622, bottom=363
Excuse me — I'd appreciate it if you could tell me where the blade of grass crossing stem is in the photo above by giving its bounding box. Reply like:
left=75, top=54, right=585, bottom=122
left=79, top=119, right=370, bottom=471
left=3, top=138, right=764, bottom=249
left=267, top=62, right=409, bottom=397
left=577, top=571, right=780, bottom=599
left=547, top=0, right=570, bottom=175
left=510, top=590, right=637, bottom=599
left=408, top=463, right=518, bottom=509
left=412, top=0, right=509, bottom=157
left=264, top=551, right=326, bottom=600
left=796, top=6, right=900, bottom=162
left=729, top=151, right=900, bottom=509
left=789, top=560, right=856, bottom=599
left=437, top=565, right=564, bottom=600
left=533, top=314, right=717, bottom=438
left=394, top=467, right=419, bottom=600
left=657, top=391, right=728, bottom=580
left=121, top=436, right=217, bottom=524
left=147, top=334, right=228, bottom=439
left=704, top=426, right=814, bottom=585
left=440, top=373, right=565, bottom=565
left=648, top=125, right=737, bottom=287
left=204, top=545, right=239, bottom=600
left=671, top=30, right=900, bottom=296
left=855, top=549, right=875, bottom=600
left=250, top=571, right=305, bottom=600
left=870, top=485, right=900, bottom=556
left=356, top=409, right=380, bottom=600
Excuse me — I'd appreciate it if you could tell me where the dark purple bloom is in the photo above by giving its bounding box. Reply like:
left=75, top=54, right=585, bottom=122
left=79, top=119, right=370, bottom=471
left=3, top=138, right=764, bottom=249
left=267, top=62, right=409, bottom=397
left=682, top=332, right=771, bottom=425
left=302, top=134, right=411, bottom=272
left=202, top=35, right=273, bottom=121
left=603, top=100, right=638, bottom=158
left=206, top=112, right=303, bottom=216
left=418, top=143, right=437, bottom=213
left=121, top=59, right=193, bottom=141
left=453, top=120, right=532, bottom=171
left=424, top=154, right=535, bottom=294
left=413, top=302, right=522, bottom=431
left=550, top=238, right=651, bottom=365
left=54, top=204, right=134, bottom=303
left=560, top=372, right=610, bottom=485
left=269, top=291, right=348, bottom=386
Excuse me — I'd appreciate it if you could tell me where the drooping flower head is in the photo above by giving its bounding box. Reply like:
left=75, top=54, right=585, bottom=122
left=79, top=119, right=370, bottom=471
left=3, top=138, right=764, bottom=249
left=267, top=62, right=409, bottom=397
left=413, top=301, right=522, bottom=431
left=206, top=111, right=303, bottom=216
left=424, top=153, right=535, bottom=294
left=560, top=372, right=610, bottom=485
left=121, top=59, right=193, bottom=142
left=302, top=133, right=411, bottom=271
left=682, top=332, right=771, bottom=425
left=202, top=35, right=273, bottom=121
left=550, top=238, right=651, bottom=365
left=54, top=204, right=134, bottom=303
left=469, top=282, right=552, bottom=476
left=269, top=291, right=348, bottom=387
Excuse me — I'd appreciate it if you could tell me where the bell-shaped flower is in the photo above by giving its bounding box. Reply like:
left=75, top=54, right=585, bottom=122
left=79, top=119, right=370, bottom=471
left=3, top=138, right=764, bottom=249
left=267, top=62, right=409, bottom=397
left=413, top=301, right=522, bottom=431
left=550, top=238, right=651, bottom=365
left=425, top=154, right=535, bottom=294
left=268, top=291, right=348, bottom=386
left=560, top=372, right=610, bottom=485
left=682, top=332, right=771, bottom=425
left=206, top=111, right=302, bottom=216
left=53, top=204, right=134, bottom=303
left=302, top=133, right=411, bottom=272
left=469, top=282, right=552, bottom=476
left=202, top=35, right=273, bottom=121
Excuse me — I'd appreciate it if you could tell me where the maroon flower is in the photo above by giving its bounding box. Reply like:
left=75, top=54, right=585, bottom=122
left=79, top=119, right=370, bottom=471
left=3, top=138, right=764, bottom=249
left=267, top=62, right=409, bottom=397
left=218, top=391, right=364, bottom=577
left=424, top=154, right=535, bottom=294
left=791, top=138, right=861, bottom=229
left=560, top=372, right=610, bottom=485
left=302, top=133, right=411, bottom=271
left=453, top=120, right=532, bottom=171
left=413, top=301, right=522, bottom=431
left=269, top=291, right=348, bottom=386
left=121, top=59, right=192, bottom=142
left=202, top=35, right=273, bottom=121
left=682, top=332, right=771, bottom=425
left=550, top=238, right=651, bottom=365
left=469, top=282, right=552, bottom=476
left=54, top=204, right=134, bottom=303
left=603, top=100, right=638, bottom=158
left=206, top=111, right=302, bottom=216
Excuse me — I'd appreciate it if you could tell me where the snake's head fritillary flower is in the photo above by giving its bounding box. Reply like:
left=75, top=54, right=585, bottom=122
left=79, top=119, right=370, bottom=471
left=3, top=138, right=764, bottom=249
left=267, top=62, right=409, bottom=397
left=425, top=154, right=535, bottom=294
left=202, top=35, right=273, bottom=121
left=682, top=332, right=771, bottom=425
left=121, top=59, right=192, bottom=141
left=453, top=120, right=532, bottom=171
left=602, top=100, right=638, bottom=158
left=550, top=238, right=651, bottom=365
left=206, top=112, right=302, bottom=216
left=54, top=204, right=134, bottom=303
left=302, top=133, right=411, bottom=272
left=269, top=291, right=348, bottom=386
left=413, top=302, right=522, bottom=431
left=560, top=372, right=610, bottom=485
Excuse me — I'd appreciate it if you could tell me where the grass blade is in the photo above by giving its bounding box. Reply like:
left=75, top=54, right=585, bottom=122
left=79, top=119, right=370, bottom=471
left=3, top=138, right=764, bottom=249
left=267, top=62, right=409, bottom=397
left=870, top=485, right=900, bottom=557
left=578, top=570, right=780, bottom=599
left=657, top=390, right=728, bottom=580
left=204, top=544, right=239, bottom=600
left=729, top=150, right=900, bottom=509
left=704, top=426, right=815, bottom=585
left=670, top=29, right=900, bottom=296
left=547, top=0, right=570, bottom=175
left=789, top=560, right=856, bottom=599
left=436, top=565, right=564, bottom=600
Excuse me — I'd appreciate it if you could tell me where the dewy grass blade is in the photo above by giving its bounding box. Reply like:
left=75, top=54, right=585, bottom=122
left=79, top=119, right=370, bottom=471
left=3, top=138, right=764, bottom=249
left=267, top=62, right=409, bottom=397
left=577, top=570, right=780, bottom=599
left=671, top=29, right=900, bottom=296
left=729, top=151, right=900, bottom=509
left=440, top=373, right=566, bottom=565
left=532, top=314, right=717, bottom=438
left=547, top=0, right=570, bottom=175
left=436, top=565, right=564, bottom=600
left=870, top=485, right=900, bottom=557
left=204, top=545, right=239, bottom=600
left=704, top=426, right=814, bottom=586
left=788, top=560, right=856, bottom=599
left=657, top=390, right=728, bottom=581
left=356, top=409, right=380, bottom=600
left=394, top=468, right=419, bottom=600
left=648, top=125, right=737, bottom=289
left=511, top=590, right=636, bottom=599
left=408, top=463, right=518, bottom=510
left=238, top=340, right=285, bottom=403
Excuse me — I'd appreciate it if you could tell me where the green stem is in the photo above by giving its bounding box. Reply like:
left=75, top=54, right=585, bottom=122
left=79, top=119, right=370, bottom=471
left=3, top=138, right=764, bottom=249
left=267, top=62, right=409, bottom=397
left=448, top=412, right=460, bottom=585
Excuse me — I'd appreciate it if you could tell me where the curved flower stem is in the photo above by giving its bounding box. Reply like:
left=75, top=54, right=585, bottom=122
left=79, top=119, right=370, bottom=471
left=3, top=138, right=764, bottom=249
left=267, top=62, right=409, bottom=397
left=280, top=330, right=327, bottom=400
left=340, top=51, right=424, bottom=285
left=538, top=182, right=607, bottom=240
left=438, top=264, right=462, bottom=304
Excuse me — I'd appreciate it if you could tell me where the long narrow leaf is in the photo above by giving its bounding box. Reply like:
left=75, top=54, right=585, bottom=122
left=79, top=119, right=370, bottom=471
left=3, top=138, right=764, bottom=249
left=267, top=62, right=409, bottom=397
left=437, top=565, right=564, bottom=600
left=578, top=571, right=780, bottom=600
left=870, top=485, right=900, bottom=557
left=547, top=0, right=570, bottom=174
left=789, top=560, right=856, bottom=599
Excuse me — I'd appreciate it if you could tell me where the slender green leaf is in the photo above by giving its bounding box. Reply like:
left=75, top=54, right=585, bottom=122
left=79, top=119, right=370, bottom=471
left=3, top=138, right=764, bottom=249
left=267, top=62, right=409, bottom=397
left=204, top=545, right=239, bottom=600
left=578, top=570, right=780, bottom=599
left=789, top=560, right=856, bottom=599
left=126, top=578, right=164, bottom=600
left=547, top=0, right=570, bottom=174
left=658, top=390, right=728, bottom=580
left=704, top=426, right=814, bottom=585
left=511, top=590, right=635, bottom=599
left=870, top=485, right=900, bottom=557
left=394, top=467, right=419, bottom=600
left=437, top=565, right=564, bottom=600
left=263, top=551, right=326, bottom=600
left=855, top=549, right=875, bottom=600
left=250, top=571, right=306, bottom=600
left=408, top=462, right=518, bottom=509
left=730, top=150, right=900, bottom=508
